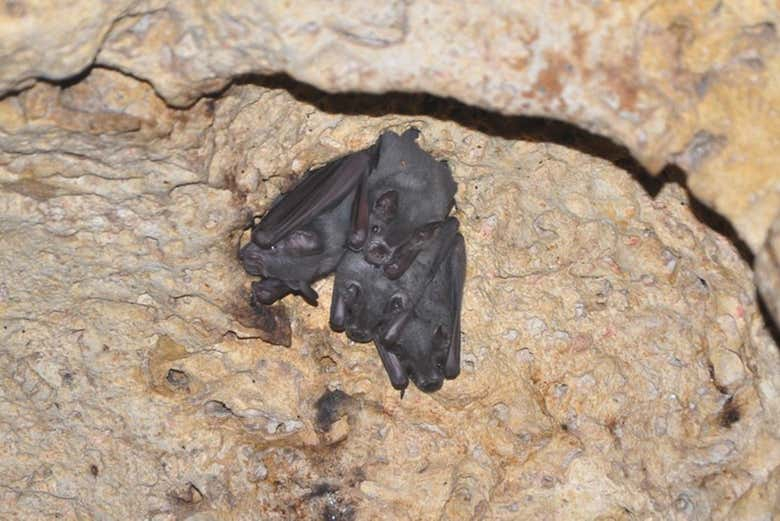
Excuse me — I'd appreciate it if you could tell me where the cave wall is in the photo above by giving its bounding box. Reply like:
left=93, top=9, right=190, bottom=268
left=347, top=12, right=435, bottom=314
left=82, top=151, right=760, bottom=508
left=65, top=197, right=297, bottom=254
left=0, top=2, right=779, bottom=520
left=2, top=1, right=779, bottom=321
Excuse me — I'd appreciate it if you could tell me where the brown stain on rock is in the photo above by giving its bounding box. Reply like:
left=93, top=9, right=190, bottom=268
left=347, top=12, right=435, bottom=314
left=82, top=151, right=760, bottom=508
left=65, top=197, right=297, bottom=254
left=572, top=28, right=588, bottom=63
left=232, top=297, right=292, bottom=347
left=2, top=178, right=60, bottom=201
left=604, top=56, right=639, bottom=113
left=508, top=55, right=530, bottom=72
left=148, top=335, right=196, bottom=397
left=534, top=51, right=567, bottom=99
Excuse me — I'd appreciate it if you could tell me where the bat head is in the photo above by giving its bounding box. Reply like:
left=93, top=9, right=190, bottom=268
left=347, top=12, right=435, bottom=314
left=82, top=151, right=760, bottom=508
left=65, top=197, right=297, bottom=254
left=363, top=190, right=399, bottom=266
left=387, top=316, right=451, bottom=393
left=360, top=128, right=456, bottom=270
left=239, top=228, right=324, bottom=278
left=338, top=281, right=374, bottom=342
left=330, top=250, right=410, bottom=343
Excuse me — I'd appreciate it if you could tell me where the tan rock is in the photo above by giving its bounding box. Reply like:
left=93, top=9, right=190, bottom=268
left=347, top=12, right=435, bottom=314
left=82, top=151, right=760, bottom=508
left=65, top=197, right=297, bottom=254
left=756, top=211, right=780, bottom=325
left=0, top=1, right=134, bottom=93
left=0, top=63, right=777, bottom=519
left=2, top=1, right=778, bottom=264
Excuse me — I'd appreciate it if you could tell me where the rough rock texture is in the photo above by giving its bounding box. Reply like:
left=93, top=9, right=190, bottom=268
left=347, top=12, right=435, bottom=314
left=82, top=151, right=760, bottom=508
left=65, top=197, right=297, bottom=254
left=2, top=2, right=780, bottom=315
left=0, top=70, right=778, bottom=519
left=757, top=212, right=780, bottom=327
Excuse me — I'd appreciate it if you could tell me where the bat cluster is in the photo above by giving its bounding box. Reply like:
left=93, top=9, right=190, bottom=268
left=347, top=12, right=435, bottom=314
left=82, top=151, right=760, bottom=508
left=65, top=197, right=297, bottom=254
left=239, top=129, right=465, bottom=393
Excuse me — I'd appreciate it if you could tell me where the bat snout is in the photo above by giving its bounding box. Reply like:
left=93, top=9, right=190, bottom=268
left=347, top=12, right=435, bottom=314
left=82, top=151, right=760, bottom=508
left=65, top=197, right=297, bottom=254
left=417, top=379, right=443, bottom=393
left=345, top=326, right=373, bottom=343
left=365, top=241, right=391, bottom=266
left=410, top=372, right=443, bottom=393
left=406, top=364, right=444, bottom=393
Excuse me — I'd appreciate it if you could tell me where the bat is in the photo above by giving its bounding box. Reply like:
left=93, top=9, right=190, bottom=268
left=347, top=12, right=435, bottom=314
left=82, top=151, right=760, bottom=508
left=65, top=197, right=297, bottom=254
left=330, top=217, right=460, bottom=343
left=376, top=228, right=466, bottom=392
left=237, top=127, right=468, bottom=394
left=239, top=144, right=378, bottom=305
left=351, top=128, right=457, bottom=273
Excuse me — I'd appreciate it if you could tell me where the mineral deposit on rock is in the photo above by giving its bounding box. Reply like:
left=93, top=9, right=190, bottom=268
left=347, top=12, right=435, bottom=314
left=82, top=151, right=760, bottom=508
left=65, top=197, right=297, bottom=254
left=0, top=69, right=777, bottom=519
left=2, top=1, right=779, bottom=286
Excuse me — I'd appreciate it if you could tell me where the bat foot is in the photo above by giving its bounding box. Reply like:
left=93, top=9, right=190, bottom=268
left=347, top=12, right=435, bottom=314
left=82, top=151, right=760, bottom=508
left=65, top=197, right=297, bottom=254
left=300, top=293, right=319, bottom=307
left=291, top=282, right=319, bottom=306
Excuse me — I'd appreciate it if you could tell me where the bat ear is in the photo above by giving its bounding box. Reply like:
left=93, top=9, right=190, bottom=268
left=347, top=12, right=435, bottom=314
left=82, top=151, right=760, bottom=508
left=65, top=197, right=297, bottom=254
left=402, top=127, right=420, bottom=141
left=374, top=190, right=398, bottom=221
left=433, top=325, right=450, bottom=348
left=283, top=230, right=323, bottom=256
left=443, top=327, right=460, bottom=379
left=330, top=291, right=346, bottom=331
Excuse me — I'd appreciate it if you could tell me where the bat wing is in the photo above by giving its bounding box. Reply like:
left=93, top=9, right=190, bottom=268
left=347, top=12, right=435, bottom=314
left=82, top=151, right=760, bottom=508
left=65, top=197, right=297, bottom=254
left=444, top=233, right=466, bottom=379
left=375, top=228, right=465, bottom=391
left=380, top=217, right=460, bottom=346
left=346, top=166, right=371, bottom=250
left=252, top=146, right=377, bottom=247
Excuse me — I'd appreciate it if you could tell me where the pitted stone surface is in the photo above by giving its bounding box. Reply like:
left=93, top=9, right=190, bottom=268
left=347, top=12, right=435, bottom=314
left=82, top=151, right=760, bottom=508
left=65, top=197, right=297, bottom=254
left=1, top=1, right=779, bottom=264
left=0, top=70, right=777, bottom=519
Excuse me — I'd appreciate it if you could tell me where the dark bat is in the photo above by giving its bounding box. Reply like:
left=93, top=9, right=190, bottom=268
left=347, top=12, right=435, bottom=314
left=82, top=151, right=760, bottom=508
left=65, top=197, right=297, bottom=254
left=376, top=229, right=466, bottom=392
left=237, top=128, right=467, bottom=393
left=351, top=128, right=457, bottom=273
left=330, top=217, right=460, bottom=343
left=239, top=145, right=378, bottom=305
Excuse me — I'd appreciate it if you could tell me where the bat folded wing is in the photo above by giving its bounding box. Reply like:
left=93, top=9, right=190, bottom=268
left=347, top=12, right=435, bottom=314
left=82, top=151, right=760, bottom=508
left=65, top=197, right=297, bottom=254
left=252, top=145, right=378, bottom=248
left=373, top=220, right=467, bottom=392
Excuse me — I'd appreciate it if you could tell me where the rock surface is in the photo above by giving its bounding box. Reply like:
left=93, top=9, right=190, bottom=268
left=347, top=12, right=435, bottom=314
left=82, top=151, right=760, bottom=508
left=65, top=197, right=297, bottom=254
left=0, top=70, right=778, bottom=519
left=757, top=212, right=780, bottom=329
left=1, top=1, right=779, bottom=265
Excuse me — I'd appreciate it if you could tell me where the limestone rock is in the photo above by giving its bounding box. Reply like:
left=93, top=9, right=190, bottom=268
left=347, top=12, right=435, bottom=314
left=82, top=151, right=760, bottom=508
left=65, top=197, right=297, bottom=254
left=1, top=1, right=778, bottom=271
left=0, top=1, right=134, bottom=93
left=757, top=211, right=780, bottom=326
left=0, top=70, right=777, bottom=519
